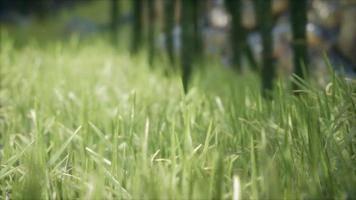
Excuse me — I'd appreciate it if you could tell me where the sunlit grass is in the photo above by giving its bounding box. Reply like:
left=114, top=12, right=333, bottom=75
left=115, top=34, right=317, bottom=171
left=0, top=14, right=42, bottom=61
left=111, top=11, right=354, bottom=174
left=0, top=34, right=355, bottom=199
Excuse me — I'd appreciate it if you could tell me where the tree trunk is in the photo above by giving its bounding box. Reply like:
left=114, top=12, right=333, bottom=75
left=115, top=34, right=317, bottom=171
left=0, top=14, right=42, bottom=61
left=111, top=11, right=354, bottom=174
left=111, top=0, right=119, bottom=45
left=147, top=0, right=155, bottom=66
left=245, top=43, right=258, bottom=71
left=131, top=0, right=143, bottom=54
left=256, top=0, right=275, bottom=97
left=226, top=0, right=258, bottom=72
left=192, top=0, right=203, bottom=59
left=181, top=0, right=194, bottom=93
left=290, top=0, right=308, bottom=89
left=225, top=0, right=243, bottom=72
left=164, top=0, right=176, bottom=65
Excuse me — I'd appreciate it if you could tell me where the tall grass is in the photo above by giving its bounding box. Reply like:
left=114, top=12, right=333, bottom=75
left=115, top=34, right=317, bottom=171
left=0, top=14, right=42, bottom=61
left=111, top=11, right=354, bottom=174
left=0, top=35, right=355, bottom=199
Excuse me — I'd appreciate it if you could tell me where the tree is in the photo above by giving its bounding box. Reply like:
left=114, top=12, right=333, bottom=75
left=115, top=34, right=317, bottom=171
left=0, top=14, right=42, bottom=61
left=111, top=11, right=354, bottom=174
left=181, top=0, right=195, bottom=93
left=255, top=0, right=275, bottom=97
left=192, top=0, right=203, bottom=60
left=225, top=0, right=258, bottom=72
left=290, top=0, right=308, bottom=90
left=111, top=0, right=119, bottom=45
left=164, top=0, right=176, bottom=65
left=225, top=0, right=243, bottom=72
left=147, top=0, right=155, bottom=66
left=35, top=0, right=49, bottom=19
left=131, top=0, right=143, bottom=54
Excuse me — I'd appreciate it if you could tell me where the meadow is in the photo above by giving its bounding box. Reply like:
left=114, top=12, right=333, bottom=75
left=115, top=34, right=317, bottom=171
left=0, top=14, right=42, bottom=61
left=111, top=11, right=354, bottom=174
left=0, top=32, right=355, bottom=199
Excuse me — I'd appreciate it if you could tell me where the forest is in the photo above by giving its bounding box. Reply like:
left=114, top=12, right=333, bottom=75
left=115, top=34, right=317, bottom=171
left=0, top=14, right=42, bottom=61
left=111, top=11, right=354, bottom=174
left=0, top=0, right=355, bottom=199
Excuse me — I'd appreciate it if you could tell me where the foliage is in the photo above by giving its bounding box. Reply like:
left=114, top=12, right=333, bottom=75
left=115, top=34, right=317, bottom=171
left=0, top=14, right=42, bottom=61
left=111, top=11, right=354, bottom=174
left=0, top=34, right=355, bottom=199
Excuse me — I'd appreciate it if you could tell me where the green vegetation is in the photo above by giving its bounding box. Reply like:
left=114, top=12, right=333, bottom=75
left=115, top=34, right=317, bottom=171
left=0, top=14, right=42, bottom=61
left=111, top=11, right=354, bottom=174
left=0, top=33, right=355, bottom=199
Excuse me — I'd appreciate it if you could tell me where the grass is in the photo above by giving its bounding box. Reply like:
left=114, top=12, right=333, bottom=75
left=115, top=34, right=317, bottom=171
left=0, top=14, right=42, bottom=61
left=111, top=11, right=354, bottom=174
left=0, top=32, right=355, bottom=199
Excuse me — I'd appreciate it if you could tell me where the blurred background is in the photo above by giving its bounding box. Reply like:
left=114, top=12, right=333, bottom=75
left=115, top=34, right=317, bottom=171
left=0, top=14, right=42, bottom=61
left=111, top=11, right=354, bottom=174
left=1, top=0, right=355, bottom=85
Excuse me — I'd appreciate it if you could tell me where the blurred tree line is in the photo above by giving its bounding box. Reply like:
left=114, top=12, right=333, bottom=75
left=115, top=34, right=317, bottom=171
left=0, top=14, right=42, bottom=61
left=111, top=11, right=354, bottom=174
left=113, top=0, right=308, bottom=95
left=2, top=0, right=354, bottom=97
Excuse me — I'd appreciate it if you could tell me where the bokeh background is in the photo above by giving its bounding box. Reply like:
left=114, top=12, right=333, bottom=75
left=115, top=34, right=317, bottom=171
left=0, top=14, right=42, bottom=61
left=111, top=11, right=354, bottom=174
left=1, top=0, right=355, bottom=84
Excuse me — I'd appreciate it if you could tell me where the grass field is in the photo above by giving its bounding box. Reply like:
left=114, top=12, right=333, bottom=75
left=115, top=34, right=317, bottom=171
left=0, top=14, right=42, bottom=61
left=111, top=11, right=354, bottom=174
left=0, top=33, right=355, bottom=199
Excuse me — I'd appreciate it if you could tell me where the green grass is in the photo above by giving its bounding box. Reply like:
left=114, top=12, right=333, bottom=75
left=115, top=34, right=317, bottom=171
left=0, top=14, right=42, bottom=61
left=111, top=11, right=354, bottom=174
left=0, top=33, right=355, bottom=199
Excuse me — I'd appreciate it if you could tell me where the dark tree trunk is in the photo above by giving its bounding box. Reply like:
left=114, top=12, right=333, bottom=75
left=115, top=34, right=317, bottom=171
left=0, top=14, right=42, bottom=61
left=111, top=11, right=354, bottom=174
left=111, top=0, right=119, bottom=45
left=164, top=0, right=175, bottom=65
left=0, top=0, right=3, bottom=15
left=290, top=0, right=308, bottom=89
left=245, top=43, right=258, bottom=71
left=181, top=0, right=194, bottom=93
left=256, top=0, right=275, bottom=97
left=34, top=0, right=49, bottom=19
left=225, top=0, right=243, bottom=72
left=192, top=0, right=203, bottom=59
left=147, top=0, right=155, bottom=66
left=18, top=0, right=31, bottom=15
left=226, top=0, right=258, bottom=72
left=131, top=0, right=143, bottom=54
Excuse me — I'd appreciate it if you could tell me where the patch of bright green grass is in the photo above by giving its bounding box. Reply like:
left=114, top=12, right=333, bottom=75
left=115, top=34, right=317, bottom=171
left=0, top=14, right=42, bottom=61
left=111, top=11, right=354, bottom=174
left=0, top=34, right=355, bottom=199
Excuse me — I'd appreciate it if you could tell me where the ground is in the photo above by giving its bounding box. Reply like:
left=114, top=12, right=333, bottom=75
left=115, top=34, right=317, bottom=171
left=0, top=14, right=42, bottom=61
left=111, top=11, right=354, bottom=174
left=0, top=34, right=355, bottom=199
left=0, top=1, right=356, bottom=199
